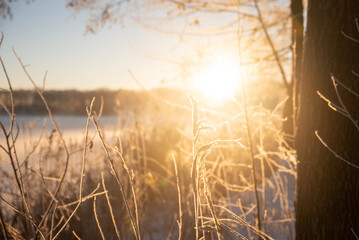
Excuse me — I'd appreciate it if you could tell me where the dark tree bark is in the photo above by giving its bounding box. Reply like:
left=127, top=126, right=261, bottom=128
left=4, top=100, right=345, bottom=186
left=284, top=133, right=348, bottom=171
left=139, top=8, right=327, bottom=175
left=296, top=0, right=359, bottom=239
left=282, top=0, right=303, bottom=145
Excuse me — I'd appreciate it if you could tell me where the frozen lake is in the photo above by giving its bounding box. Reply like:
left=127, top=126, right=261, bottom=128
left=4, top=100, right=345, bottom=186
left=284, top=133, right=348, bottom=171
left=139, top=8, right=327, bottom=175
left=0, top=114, right=120, bottom=133
left=0, top=114, right=122, bottom=161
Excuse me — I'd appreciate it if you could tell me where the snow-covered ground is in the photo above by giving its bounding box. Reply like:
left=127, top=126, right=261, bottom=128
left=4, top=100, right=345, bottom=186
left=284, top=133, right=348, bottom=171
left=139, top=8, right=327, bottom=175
left=223, top=160, right=295, bottom=239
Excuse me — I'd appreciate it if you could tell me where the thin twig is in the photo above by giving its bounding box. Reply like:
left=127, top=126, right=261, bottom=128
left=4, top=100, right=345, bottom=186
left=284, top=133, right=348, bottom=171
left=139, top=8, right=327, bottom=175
left=236, top=92, right=262, bottom=232
left=93, top=196, right=106, bottom=240
left=1, top=53, right=42, bottom=238
left=214, top=204, right=273, bottom=240
left=52, top=98, right=94, bottom=240
left=12, top=49, right=72, bottom=237
left=108, top=144, right=141, bottom=240
left=58, top=185, right=103, bottom=209
left=101, top=173, right=122, bottom=240
left=253, top=0, right=289, bottom=92
left=0, top=195, right=46, bottom=240
left=330, top=74, right=359, bottom=131
left=0, top=207, right=9, bottom=240
left=351, top=228, right=359, bottom=240
left=315, top=131, right=359, bottom=170
left=172, top=154, right=182, bottom=240
left=72, top=231, right=82, bottom=240
left=91, top=117, right=140, bottom=240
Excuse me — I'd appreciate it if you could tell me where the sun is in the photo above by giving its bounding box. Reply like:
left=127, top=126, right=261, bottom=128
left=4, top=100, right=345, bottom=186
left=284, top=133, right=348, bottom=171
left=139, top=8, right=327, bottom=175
left=193, top=57, right=241, bottom=102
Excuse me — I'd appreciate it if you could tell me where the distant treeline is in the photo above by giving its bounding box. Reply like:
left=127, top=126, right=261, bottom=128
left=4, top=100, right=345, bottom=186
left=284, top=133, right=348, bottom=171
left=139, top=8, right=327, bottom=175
left=0, top=88, right=189, bottom=116
left=0, top=80, right=285, bottom=116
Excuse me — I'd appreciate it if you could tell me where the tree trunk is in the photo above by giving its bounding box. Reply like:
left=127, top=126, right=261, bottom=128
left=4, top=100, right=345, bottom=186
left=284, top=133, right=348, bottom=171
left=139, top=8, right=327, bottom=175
left=282, top=0, right=303, bottom=144
left=296, top=0, right=359, bottom=239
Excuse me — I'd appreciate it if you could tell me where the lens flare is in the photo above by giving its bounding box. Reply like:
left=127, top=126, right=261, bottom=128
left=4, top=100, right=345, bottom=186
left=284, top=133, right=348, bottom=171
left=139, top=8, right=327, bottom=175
left=193, top=57, right=241, bottom=102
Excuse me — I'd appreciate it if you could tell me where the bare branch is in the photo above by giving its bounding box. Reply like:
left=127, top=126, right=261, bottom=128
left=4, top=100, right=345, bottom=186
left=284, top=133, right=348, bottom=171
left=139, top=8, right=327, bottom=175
left=93, top=196, right=105, bottom=240
left=315, top=131, right=359, bottom=170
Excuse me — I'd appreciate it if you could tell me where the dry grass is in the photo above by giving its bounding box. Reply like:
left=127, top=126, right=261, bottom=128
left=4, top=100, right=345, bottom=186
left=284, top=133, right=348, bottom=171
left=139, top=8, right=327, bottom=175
left=0, top=47, right=295, bottom=240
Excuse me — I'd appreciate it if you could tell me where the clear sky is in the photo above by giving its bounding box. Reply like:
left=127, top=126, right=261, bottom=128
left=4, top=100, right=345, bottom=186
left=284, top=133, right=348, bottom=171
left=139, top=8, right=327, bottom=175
left=0, top=0, right=191, bottom=90
left=0, top=0, right=289, bottom=92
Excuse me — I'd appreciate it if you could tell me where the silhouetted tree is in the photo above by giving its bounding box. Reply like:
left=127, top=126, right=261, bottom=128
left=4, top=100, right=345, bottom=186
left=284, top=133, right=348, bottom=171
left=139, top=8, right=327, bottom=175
left=282, top=0, right=303, bottom=144
left=296, top=0, right=359, bottom=238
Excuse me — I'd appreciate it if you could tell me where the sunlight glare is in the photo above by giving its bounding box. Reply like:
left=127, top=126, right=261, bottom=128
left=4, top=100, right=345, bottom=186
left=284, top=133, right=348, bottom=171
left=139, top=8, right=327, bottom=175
left=193, top=57, right=241, bottom=102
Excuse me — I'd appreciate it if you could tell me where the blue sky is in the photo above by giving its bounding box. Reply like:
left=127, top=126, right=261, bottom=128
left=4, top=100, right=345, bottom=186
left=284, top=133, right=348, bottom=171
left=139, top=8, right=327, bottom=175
left=0, top=0, right=188, bottom=90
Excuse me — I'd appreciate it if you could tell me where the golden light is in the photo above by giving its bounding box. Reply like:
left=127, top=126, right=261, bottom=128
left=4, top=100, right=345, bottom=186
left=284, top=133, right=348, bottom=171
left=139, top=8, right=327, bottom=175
left=193, top=57, right=241, bottom=102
